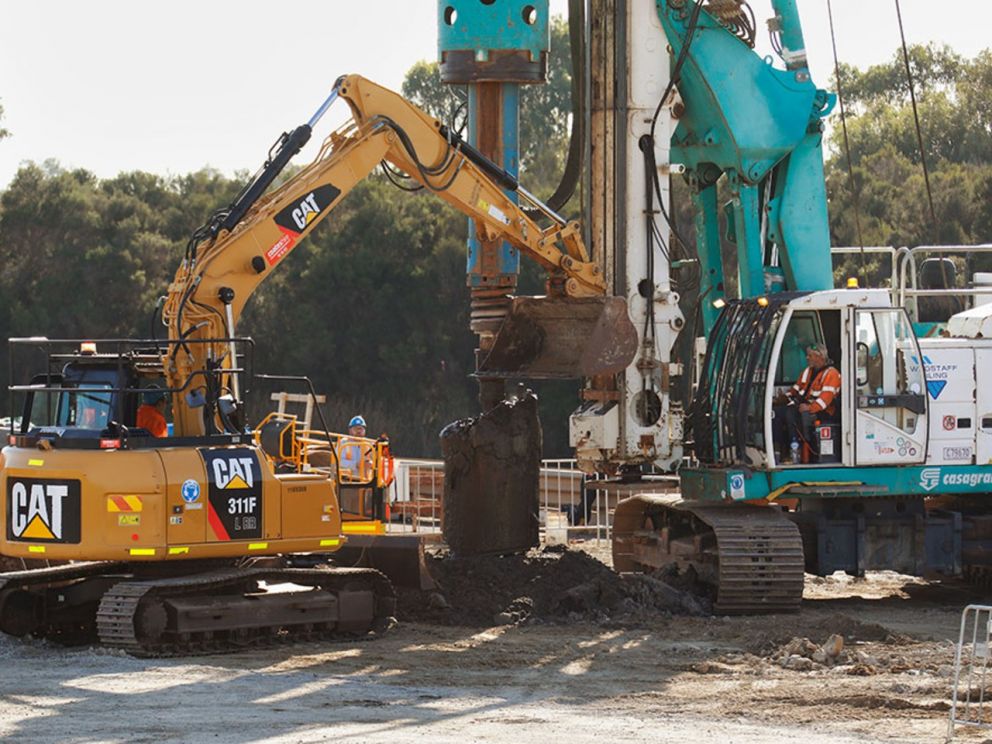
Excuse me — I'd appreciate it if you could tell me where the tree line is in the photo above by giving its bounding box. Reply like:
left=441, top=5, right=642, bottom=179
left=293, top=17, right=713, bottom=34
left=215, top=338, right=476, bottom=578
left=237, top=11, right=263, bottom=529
left=826, top=45, right=992, bottom=284
left=0, top=38, right=989, bottom=457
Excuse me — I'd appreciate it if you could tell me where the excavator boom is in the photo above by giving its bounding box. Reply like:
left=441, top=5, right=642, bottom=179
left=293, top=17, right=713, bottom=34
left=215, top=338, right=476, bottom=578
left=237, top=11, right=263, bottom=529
left=163, top=75, right=633, bottom=435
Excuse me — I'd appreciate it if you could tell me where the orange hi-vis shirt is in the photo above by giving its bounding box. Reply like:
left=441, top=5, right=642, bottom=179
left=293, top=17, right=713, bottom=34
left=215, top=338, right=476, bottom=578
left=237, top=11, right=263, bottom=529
left=136, top=404, right=168, bottom=438
left=790, top=365, right=841, bottom=417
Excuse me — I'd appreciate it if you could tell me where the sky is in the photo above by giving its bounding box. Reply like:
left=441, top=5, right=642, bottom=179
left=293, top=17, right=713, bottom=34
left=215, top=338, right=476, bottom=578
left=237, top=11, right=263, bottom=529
left=0, top=0, right=988, bottom=189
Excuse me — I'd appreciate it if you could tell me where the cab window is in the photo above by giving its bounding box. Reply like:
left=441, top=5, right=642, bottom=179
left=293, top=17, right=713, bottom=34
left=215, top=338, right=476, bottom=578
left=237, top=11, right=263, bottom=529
left=57, top=384, right=113, bottom=429
left=775, top=311, right=821, bottom=386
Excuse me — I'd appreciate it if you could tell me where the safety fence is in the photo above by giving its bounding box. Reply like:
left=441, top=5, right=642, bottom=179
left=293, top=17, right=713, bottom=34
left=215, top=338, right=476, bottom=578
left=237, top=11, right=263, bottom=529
left=384, top=458, right=678, bottom=546
left=386, top=459, right=445, bottom=534
left=537, top=459, right=628, bottom=546
left=948, top=604, right=992, bottom=740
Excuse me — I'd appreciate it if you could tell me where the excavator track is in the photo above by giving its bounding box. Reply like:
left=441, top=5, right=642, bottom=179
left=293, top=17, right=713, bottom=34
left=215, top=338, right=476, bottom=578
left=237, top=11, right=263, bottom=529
left=95, top=566, right=395, bottom=657
left=0, top=561, right=122, bottom=591
left=613, top=495, right=804, bottom=614
left=0, top=562, right=126, bottom=643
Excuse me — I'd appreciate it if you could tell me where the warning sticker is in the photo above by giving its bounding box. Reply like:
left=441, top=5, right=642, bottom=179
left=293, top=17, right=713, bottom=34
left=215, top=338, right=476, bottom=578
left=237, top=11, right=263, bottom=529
left=265, top=232, right=296, bottom=265
left=487, top=204, right=509, bottom=225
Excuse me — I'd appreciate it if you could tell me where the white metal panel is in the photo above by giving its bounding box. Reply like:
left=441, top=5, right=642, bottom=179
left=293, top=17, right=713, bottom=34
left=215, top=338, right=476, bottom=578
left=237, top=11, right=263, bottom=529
left=977, top=348, right=992, bottom=463
left=627, top=0, right=668, bottom=109
left=927, top=401, right=977, bottom=464
left=575, top=1, right=683, bottom=472
left=570, top=401, right=619, bottom=450
left=855, top=410, right=926, bottom=465
left=931, top=438, right=976, bottom=465
left=911, top=343, right=975, bottom=404
left=948, top=303, right=992, bottom=338
left=618, top=1, right=683, bottom=470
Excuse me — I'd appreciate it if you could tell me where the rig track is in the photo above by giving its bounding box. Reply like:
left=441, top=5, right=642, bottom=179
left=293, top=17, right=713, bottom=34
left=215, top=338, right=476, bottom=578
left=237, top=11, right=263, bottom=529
left=613, top=496, right=804, bottom=614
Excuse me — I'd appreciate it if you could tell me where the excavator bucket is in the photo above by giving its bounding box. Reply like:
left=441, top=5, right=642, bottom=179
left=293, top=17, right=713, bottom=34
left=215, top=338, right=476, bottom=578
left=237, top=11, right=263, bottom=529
left=334, top=533, right=438, bottom=591
left=478, top=296, right=638, bottom=379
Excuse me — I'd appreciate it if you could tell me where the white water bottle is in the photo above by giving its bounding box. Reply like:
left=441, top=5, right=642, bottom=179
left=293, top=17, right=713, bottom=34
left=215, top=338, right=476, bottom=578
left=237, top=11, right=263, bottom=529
left=790, top=439, right=800, bottom=464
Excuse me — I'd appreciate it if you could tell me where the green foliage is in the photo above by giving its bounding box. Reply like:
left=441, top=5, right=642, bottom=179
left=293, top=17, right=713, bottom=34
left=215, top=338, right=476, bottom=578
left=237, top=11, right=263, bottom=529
left=836, top=44, right=963, bottom=107
left=0, top=162, right=183, bottom=340
left=0, top=101, right=9, bottom=140
left=826, top=44, right=992, bottom=284
left=0, top=159, right=477, bottom=455
left=402, top=60, right=466, bottom=128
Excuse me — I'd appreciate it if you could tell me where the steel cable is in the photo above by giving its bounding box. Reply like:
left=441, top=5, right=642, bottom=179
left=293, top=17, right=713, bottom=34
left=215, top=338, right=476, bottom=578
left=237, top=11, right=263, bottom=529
left=827, top=0, right=868, bottom=288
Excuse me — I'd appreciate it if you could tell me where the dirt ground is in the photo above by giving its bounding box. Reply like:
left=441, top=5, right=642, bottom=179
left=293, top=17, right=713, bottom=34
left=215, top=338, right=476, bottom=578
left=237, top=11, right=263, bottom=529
left=1, top=546, right=991, bottom=743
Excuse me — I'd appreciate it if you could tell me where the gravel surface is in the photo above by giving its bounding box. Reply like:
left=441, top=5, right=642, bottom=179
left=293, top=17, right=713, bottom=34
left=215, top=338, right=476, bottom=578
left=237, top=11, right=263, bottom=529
left=0, top=548, right=985, bottom=743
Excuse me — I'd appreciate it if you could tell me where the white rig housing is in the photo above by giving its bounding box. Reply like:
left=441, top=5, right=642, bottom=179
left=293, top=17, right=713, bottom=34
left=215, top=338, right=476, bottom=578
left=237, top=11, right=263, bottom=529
left=571, top=1, right=684, bottom=473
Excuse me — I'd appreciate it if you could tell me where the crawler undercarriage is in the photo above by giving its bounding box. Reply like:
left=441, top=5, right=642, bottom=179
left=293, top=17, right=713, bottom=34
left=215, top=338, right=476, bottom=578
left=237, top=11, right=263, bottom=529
left=0, top=560, right=395, bottom=657
left=612, top=495, right=805, bottom=613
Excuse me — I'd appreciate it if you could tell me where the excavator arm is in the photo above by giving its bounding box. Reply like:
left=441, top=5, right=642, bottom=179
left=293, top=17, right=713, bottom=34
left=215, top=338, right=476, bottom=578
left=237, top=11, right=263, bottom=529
left=162, top=74, right=616, bottom=436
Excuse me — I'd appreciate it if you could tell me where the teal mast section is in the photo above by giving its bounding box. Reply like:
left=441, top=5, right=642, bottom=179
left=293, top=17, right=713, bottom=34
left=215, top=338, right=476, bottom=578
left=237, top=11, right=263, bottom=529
left=655, top=0, right=836, bottom=327
left=771, top=0, right=809, bottom=70
left=438, top=1, right=549, bottom=408
left=437, top=1, right=549, bottom=289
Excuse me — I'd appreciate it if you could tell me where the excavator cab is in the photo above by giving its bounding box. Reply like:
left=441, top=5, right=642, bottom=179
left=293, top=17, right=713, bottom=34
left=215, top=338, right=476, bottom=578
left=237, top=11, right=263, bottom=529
left=17, top=355, right=158, bottom=441
left=11, top=339, right=250, bottom=445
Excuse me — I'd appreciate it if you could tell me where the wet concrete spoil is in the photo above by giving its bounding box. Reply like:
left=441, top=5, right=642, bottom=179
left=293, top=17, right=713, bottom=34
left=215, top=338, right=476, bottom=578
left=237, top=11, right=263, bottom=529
left=440, top=390, right=542, bottom=556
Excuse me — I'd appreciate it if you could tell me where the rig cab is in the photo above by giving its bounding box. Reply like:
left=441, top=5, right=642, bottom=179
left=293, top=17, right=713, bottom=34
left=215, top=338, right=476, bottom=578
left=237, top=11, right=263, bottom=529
left=688, top=288, right=929, bottom=478
left=678, top=287, right=992, bottom=579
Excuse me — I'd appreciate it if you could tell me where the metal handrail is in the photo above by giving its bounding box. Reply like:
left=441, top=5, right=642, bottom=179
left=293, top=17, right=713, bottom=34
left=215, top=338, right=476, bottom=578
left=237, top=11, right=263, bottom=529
left=830, top=245, right=904, bottom=289
left=896, top=244, right=992, bottom=315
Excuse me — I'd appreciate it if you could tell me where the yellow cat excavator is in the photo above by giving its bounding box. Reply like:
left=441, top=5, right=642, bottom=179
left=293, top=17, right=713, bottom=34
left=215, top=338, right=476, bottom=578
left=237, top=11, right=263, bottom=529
left=0, top=75, right=632, bottom=654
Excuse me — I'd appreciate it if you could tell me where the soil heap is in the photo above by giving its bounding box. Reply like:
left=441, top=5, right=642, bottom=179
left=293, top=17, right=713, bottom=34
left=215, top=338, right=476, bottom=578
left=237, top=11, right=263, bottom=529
left=397, top=545, right=707, bottom=627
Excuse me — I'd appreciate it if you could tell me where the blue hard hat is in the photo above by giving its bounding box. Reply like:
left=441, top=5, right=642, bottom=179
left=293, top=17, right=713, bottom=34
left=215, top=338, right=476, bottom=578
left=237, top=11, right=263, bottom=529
left=143, top=387, right=166, bottom=405
left=348, top=415, right=366, bottom=428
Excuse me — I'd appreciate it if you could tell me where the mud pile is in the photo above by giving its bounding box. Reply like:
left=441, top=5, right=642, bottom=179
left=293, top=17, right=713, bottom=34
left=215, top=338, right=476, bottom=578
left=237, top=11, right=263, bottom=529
left=746, top=615, right=916, bottom=675
left=743, top=612, right=898, bottom=657
left=397, top=545, right=707, bottom=626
